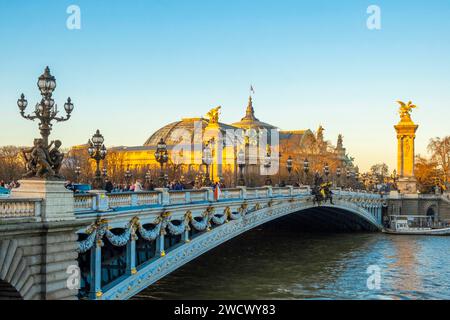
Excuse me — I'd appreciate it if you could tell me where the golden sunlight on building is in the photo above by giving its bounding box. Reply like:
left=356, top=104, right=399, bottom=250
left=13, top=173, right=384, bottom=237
left=70, top=96, right=354, bottom=186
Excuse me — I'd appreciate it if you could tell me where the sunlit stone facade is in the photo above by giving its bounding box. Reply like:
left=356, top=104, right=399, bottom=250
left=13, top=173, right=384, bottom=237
left=106, top=96, right=347, bottom=185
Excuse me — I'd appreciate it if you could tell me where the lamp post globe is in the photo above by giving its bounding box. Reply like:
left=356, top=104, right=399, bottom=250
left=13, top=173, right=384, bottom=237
left=37, top=66, right=56, bottom=96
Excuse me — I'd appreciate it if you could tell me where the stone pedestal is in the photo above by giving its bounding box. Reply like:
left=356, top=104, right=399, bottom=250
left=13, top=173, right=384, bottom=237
left=397, top=177, right=418, bottom=195
left=11, top=180, right=75, bottom=222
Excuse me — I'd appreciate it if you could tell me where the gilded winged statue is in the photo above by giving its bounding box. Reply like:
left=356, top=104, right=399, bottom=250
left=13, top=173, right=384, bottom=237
left=397, top=100, right=417, bottom=122
left=206, top=106, right=221, bottom=124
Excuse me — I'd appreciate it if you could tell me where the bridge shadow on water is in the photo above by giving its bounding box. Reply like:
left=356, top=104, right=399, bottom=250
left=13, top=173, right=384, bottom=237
left=133, top=208, right=382, bottom=300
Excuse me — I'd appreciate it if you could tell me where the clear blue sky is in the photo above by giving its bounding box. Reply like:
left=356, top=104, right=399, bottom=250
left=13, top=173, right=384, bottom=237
left=1, top=0, right=449, bottom=171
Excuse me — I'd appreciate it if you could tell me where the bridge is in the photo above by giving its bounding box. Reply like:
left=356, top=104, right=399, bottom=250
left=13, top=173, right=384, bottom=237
left=0, top=184, right=389, bottom=300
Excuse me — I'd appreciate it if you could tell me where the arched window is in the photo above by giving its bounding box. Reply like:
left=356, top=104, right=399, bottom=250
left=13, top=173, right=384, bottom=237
left=426, top=206, right=437, bottom=221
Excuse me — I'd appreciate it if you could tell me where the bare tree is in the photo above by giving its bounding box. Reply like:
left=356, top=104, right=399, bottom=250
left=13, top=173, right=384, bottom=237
left=0, top=146, right=26, bottom=182
left=428, top=136, right=450, bottom=184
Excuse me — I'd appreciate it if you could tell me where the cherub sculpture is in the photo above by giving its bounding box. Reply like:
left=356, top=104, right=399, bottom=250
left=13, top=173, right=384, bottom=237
left=21, top=138, right=65, bottom=179
left=49, top=140, right=64, bottom=178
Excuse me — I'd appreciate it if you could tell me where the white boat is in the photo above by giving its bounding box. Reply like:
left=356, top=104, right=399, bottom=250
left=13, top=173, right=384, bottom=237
left=383, top=215, right=450, bottom=236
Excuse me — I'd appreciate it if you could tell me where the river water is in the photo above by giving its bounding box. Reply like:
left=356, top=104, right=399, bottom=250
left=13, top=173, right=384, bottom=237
left=135, top=220, right=450, bottom=300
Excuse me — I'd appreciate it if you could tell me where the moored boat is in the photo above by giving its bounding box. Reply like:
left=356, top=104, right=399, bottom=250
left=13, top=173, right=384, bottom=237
left=383, top=215, right=450, bottom=236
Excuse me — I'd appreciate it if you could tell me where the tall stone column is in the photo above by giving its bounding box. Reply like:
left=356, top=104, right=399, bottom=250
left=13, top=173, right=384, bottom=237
left=394, top=101, right=419, bottom=194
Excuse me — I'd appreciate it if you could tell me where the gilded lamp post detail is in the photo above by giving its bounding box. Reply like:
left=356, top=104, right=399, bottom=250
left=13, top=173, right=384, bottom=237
left=394, top=100, right=419, bottom=194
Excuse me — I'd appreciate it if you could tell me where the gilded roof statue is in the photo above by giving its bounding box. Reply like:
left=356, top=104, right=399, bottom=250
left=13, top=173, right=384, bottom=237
left=206, top=106, right=221, bottom=124
left=397, top=100, right=417, bottom=123
left=316, top=125, right=325, bottom=142
left=337, top=134, right=344, bottom=149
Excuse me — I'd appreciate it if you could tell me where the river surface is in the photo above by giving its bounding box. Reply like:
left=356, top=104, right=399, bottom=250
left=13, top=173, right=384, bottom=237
left=134, top=221, right=450, bottom=300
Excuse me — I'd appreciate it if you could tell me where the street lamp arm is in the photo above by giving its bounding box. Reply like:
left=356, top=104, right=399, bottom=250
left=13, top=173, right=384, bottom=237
left=53, top=114, right=71, bottom=122
left=19, top=112, right=39, bottom=121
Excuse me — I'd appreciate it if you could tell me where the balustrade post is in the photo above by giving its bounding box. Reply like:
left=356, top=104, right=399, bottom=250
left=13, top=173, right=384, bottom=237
left=237, top=186, right=247, bottom=200
left=126, top=235, right=137, bottom=275
left=156, top=188, right=170, bottom=205
left=88, top=190, right=109, bottom=212
left=185, top=191, right=191, bottom=203
left=90, top=241, right=103, bottom=300
left=264, top=185, right=273, bottom=198
left=131, top=193, right=138, bottom=206
left=201, top=187, right=214, bottom=202
left=35, top=201, right=42, bottom=220
left=287, top=185, right=294, bottom=196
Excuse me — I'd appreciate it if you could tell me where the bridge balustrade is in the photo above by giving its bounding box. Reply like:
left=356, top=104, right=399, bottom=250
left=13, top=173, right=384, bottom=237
left=0, top=198, right=42, bottom=220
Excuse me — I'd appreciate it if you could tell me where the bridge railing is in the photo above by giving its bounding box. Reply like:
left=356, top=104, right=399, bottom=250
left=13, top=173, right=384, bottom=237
left=0, top=186, right=382, bottom=219
left=74, top=186, right=385, bottom=214
left=0, top=198, right=42, bottom=220
left=73, top=186, right=315, bottom=214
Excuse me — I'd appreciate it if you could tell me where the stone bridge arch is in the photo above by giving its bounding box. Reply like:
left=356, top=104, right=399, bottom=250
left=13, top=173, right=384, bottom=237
left=286, top=205, right=381, bottom=232
left=0, top=240, right=34, bottom=300
left=89, top=198, right=383, bottom=300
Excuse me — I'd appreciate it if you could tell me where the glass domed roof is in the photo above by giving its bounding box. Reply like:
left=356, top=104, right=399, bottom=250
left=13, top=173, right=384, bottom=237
left=143, top=118, right=238, bottom=146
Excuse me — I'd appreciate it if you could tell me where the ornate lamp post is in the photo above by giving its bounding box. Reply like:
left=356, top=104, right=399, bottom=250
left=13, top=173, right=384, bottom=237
left=202, top=143, right=213, bottom=186
left=355, top=172, right=361, bottom=190
left=263, top=149, right=272, bottom=186
left=350, top=170, right=356, bottom=189
left=391, top=169, right=398, bottom=190
left=145, top=169, right=152, bottom=184
left=154, top=138, right=169, bottom=187
left=124, top=167, right=133, bottom=186
left=17, top=66, right=74, bottom=179
left=323, top=163, right=330, bottom=182
left=286, top=155, right=293, bottom=185
left=237, top=148, right=246, bottom=186
left=87, top=130, right=107, bottom=189
left=336, top=167, right=342, bottom=188
left=303, top=158, right=310, bottom=185
left=102, top=168, right=108, bottom=179
left=346, top=169, right=351, bottom=189
left=75, top=166, right=81, bottom=183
